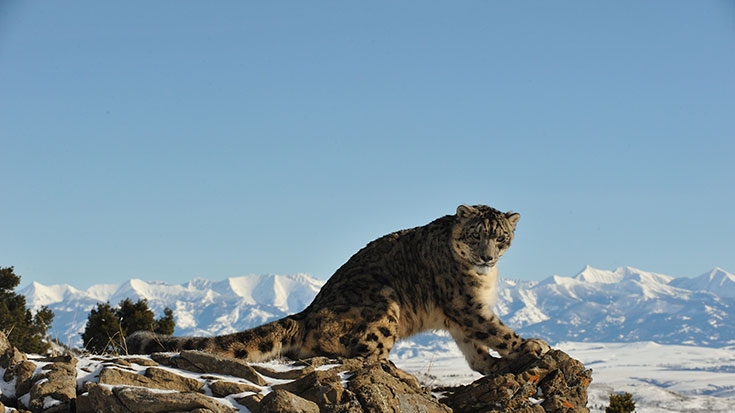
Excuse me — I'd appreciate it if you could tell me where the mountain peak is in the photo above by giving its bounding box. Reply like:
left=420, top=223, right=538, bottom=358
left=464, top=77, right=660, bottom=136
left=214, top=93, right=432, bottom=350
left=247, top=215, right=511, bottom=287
left=573, top=265, right=624, bottom=284
left=615, top=266, right=674, bottom=285
left=111, top=278, right=171, bottom=301
left=695, top=267, right=735, bottom=296
left=20, top=281, right=79, bottom=308
left=704, top=267, right=735, bottom=284
left=668, top=267, right=735, bottom=299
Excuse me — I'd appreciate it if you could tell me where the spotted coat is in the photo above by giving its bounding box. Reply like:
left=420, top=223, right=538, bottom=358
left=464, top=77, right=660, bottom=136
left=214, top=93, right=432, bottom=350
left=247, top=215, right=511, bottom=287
left=125, top=204, right=550, bottom=374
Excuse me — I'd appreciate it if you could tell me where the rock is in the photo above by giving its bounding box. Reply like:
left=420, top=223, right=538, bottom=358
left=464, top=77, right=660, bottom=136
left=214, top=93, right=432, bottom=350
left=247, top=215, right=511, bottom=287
left=348, top=362, right=452, bottom=413
left=150, top=352, right=201, bottom=373
left=38, top=355, right=76, bottom=373
left=99, top=366, right=202, bottom=392
left=86, top=382, right=237, bottom=413
left=110, top=357, right=159, bottom=367
left=113, top=386, right=238, bottom=413
left=268, top=360, right=452, bottom=413
left=235, top=393, right=263, bottom=412
left=439, top=349, right=592, bottom=413
left=251, top=364, right=315, bottom=380
left=208, top=380, right=261, bottom=397
left=74, top=392, right=94, bottom=413
left=98, top=367, right=152, bottom=388
left=28, top=354, right=77, bottom=413
left=258, top=389, right=320, bottom=413
left=154, top=351, right=267, bottom=386
left=144, top=367, right=203, bottom=392
left=86, top=384, right=132, bottom=413
left=271, top=369, right=346, bottom=407
left=2, top=360, right=37, bottom=400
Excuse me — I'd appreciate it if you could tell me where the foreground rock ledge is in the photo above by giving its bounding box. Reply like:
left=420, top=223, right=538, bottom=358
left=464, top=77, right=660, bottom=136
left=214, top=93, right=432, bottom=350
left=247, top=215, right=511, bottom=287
left=0, top=332, right=591, bottom=412
left=439, top=349, right=592, bottom=413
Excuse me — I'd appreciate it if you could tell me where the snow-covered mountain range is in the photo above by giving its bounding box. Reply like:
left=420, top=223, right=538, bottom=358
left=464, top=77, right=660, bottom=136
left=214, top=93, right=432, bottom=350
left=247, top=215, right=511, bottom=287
left=22, top=274, right=323, bottom=348
left=499, top=266, right=735, bottom=346
left=20, top=266, right=735, bottom=349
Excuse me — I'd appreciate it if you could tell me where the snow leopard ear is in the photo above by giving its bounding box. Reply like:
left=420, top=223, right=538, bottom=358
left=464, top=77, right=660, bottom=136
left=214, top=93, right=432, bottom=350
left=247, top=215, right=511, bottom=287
left=456, top=205, right=477, bottom=218
left=505, top=212, right=521, bottom=227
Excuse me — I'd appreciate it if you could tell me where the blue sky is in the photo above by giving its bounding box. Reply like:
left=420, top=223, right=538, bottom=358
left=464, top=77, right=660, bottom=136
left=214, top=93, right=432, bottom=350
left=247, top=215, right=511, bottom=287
left=2, top=2, right=733, bottom=289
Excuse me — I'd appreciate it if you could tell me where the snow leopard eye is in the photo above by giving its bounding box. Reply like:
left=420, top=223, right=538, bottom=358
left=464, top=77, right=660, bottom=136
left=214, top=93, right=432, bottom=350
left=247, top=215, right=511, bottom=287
left=496, top=234, right=508, bottom=243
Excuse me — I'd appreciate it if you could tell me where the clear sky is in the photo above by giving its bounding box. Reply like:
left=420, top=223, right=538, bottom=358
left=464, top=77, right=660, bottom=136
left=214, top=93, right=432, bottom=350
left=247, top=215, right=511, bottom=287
left=2, top=2, right=733, bottom=289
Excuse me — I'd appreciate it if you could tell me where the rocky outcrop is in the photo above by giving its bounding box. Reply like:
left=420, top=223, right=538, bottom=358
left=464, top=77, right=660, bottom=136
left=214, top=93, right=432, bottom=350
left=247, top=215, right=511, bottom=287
left=0, top=351, right=78, bottom=413
left=0, top=331, right=591, bottom=412
left=439, top=349, right=592, bottom=413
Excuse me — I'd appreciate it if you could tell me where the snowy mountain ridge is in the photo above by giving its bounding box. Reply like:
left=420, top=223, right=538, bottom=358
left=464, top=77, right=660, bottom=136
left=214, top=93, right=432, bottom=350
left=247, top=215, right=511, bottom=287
left=20, top=266, right=735, bottom=349
left=669, top=267, right=735, bottom=298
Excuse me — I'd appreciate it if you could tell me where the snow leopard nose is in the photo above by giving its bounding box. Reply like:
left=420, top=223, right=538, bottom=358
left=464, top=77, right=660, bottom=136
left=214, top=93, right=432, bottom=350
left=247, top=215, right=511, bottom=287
left=480, top=254, right=495, bottom=263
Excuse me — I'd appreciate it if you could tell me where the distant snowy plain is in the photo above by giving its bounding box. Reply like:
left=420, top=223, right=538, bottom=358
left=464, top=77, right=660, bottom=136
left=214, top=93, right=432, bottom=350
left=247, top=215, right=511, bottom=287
left=391, top=335, right=735, bottom=413
left=20, top=266, right=735, bottom=413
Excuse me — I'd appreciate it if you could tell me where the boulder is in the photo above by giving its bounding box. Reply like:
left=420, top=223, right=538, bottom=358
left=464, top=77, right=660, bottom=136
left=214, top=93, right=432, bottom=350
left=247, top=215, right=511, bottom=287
left=98, top=366, right=202, bottom=392
left=349, top=362, right=452, bottom=413
left=2, top=360, right=36, bottom=400
left=113, top=386, right=237, bottom=413
left=155, top=350, right=267, bottom=386
left=28, top=355, right=77, bottom=413
left=84, top=384, right=131, bottom=413
left=439, top=349, right=592, bottom=413
left=208, top=380, right=261, bottom=397
left=271, top=369, right=346, bottom=407
left=258, top=389, right=320, bottom=413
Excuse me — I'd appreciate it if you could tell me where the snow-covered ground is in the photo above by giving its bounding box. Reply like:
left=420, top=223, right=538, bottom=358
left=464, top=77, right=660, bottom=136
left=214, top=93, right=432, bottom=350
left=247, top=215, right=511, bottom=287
left=391, top=338, right=735, bottom=413
left=561, top=342, right=735, bottom=413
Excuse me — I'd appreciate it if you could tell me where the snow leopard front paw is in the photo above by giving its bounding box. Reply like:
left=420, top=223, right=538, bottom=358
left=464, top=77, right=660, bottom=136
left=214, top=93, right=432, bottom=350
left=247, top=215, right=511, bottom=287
left=520, top=338, right=551, bottom=358
left=484, top=338, right=552, bottom=375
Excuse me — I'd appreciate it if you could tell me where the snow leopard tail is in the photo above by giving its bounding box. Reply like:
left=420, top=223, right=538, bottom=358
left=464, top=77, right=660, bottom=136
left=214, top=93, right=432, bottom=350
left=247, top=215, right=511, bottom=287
left=124, top=314, right=305, bottom=362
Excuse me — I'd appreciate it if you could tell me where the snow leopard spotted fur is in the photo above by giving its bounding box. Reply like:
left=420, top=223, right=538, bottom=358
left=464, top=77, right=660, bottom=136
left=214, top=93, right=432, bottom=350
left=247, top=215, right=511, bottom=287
left=126, top=204, right=550, bottom=374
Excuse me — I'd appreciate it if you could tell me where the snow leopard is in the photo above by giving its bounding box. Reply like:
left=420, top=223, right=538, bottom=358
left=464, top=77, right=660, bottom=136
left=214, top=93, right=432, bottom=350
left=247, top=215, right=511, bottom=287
left=126, top=204, right=550, bottom=374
